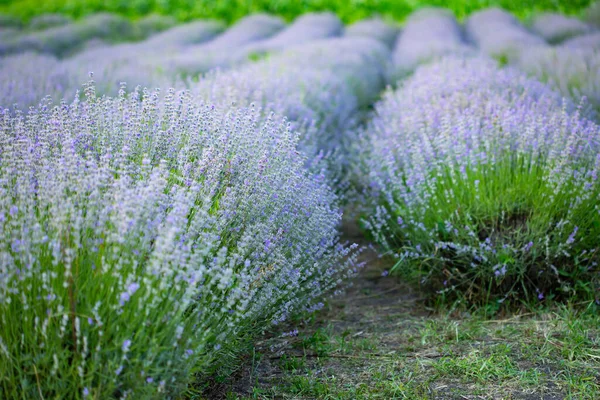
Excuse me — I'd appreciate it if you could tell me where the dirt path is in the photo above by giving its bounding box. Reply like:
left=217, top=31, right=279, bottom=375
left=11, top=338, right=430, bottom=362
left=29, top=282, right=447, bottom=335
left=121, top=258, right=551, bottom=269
left=206, top=223, right=600, bottom=400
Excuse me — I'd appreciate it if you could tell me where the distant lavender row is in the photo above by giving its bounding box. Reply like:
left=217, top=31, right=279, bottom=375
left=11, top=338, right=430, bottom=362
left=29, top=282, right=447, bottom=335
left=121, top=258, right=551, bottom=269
left=236, top=12, right=342, bottom=59
left=392, top=8, right=471, bottom=78
left=358, top=55, right=599, bottom=304
left=0, top=13, right=352, bottom=109
left=28, top=13, right=72, bottom=30
left=150, top=12, right=344, bottom=83
left=191, top=36, right=391, bottom=164
left=0, top=13, right=179, bottom=57
left=465, top=8, right=599, bottom=118
left=0, top=13, right=136, bottom=57
left=344, top=18, right=398, bottom=48
left=562, top=31, right=600, bottom=49
left=516, top=46, right=600, bottom=118
left=0, top=78, right=360, bottom=398
left=0, top=52, right=71, bottom=110
left=466, top=8, right=545, bottom=62
left=60, top=15, right=275, bottom=96
left=530, top=12, right=593, bottom=44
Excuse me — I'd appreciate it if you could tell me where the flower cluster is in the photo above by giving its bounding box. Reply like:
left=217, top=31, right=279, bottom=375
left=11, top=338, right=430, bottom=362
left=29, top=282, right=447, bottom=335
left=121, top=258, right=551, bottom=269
left=392, top=8, right=472, bottom=78
left=359, top=55, right=600, bottom=305
left=0, top=82, right=360, bottom=398
left=530, top=12, right=592, bottom=44
left=344, top=18, right=398, bottom=48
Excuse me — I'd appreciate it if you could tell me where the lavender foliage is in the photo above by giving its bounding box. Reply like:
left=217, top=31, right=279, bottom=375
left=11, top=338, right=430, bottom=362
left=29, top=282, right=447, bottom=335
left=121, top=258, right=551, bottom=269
left=392, top=8, right=471, bottom=78
left=530, top=12, right=592, bottom=44
left=359, top=55, right=599, bottom=304
left=344, top=18, right=399, bottom=48
left=0, top=82, right=360, bottom=398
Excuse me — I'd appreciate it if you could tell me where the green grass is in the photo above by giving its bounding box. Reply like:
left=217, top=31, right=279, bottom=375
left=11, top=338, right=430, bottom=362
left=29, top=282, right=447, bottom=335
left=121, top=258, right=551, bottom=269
left=207, top=255, right=600, bottom=399
left=219, top=306, right=600, bottom=399
left=384, top=148, right=600, bottom=307
left=0, top=0, right=594, bottom=24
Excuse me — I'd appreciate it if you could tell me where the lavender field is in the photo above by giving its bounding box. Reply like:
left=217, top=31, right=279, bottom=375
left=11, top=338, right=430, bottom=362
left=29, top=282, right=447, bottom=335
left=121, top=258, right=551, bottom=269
left=0, top=5, right=599, bottom=399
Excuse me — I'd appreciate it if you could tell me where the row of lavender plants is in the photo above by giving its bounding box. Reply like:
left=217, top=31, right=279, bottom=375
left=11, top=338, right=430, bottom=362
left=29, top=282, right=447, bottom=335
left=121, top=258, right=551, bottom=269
left=466, top=8, right=600, bottom=118
left=358, top=55, right=600, bottom=306
left=0, top=12, right=393, bottom=111
left=0, top=12, right=179, bottom=57
left=0, top=30, right=392, bottom=398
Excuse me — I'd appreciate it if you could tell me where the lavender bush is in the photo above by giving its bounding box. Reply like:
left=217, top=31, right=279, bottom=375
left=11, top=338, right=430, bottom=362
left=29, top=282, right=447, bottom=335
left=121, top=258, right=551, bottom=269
left=344, top=18, right=398, bottom=49
left=466, top=8, right=545, bottom=63
left=530, top=12, right=592, bottom=44
left=359, top=55, right=599, bottom=305
left=0, top=82, right=360, bottom=398
left=392, top=8, right=471, bottom=79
